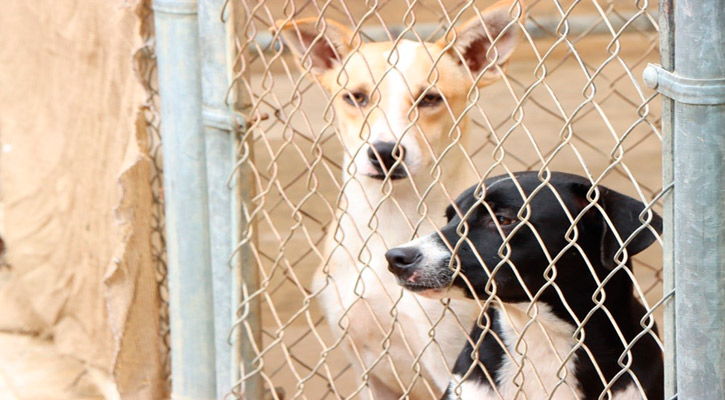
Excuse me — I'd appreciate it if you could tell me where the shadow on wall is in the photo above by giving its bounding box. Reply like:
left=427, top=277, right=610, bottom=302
left=0, top=236, right=8, bottom=270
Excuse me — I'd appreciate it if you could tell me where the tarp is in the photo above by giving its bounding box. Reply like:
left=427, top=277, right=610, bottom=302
left=0, top=1, right=167, bottom=398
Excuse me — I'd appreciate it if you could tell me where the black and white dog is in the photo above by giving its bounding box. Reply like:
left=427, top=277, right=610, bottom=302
left=385, top=172, right=663, bottom=399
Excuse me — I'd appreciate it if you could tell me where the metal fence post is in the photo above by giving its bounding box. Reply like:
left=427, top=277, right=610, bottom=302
left=197, top=0, right=236, bottom=396
left=197, top=1, right=263, bottom=398
left=153, top=0, right=218, bottom=398
left=646, top=0, right=725, bottom=397
left=657, top=0, right=676, bottom=397
left=229, top=4, right=263, bottom=397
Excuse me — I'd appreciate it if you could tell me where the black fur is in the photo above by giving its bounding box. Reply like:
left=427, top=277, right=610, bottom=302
left=443, top=308, right=505, bottom=399
left=389, top=171, right=664, bottom=399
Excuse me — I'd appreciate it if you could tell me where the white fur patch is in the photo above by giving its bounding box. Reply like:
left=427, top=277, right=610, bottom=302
left=359, top=40, right=425, bottom=175
left=446, top=304, right=584, bottom=400
left=446, top=307, right=650, bottom=400
left=613, top=384, right=647, bottom=399
left=495, top=303, right=582, bottom=399
left=381, top=40, right=418, bottom=141
left=403, top=234, right=451, bottom=270
left=317, top=197, right=479, bottom=397
left=446, top=375, right=496, bottom=399
left=403, top=233, right=477, bottom=300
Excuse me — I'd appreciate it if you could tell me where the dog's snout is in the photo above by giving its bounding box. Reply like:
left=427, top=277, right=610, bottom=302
left=385, top=247, right=422, bottom=277
left=367, top=142, right=406, bottom=178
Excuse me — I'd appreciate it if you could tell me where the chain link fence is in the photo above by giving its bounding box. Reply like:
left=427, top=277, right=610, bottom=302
left=133, top=0, right=172, bottom=388
left=225, top=0, right=666, bottom=398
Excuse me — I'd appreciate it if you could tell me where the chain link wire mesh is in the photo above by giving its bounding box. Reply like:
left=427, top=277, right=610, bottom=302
left=226, top=0, right=666, bottom=397
left=133, top=0, right=172, bottom=387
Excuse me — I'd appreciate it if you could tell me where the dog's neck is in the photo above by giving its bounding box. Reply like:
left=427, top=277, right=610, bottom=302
left=338, top=166, right=472, bottom=244
left=502, top=268, right=659, bottom=398
left=451, top=304, right=584, bottom=399
left=339, top=150, right=475, bottom=217
left=536, top=261, right=639, bottom=328
left=459, top=293, right=651, bottom=399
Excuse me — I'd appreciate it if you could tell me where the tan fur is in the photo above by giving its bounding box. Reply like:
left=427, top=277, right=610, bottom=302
left=275, top=2, right=524, bottom=398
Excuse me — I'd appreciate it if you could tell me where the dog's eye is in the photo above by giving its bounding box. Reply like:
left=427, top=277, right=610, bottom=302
left=418, top=93, right=443, bottom=107
left=486, top=212, right=517, bottom=228
left=496, top=215, right=515, bottom=225
left=342, top=91, right=368, bottom=107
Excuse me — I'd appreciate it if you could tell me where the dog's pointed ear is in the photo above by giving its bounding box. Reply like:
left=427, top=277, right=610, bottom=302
left=573, top=183, right=662, bottom=269
left=437, top=0, right=524, bottom=87
left=274, top=18, right=357, bottom=77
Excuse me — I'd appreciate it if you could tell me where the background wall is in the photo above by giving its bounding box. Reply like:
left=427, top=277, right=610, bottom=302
left=0, top=1, right=166, bottom=398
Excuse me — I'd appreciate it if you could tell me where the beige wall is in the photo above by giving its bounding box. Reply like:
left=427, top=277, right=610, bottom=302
left=0, top=1, right=166, bottom=398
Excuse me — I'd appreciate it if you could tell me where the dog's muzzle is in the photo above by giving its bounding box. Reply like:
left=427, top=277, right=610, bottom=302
left=386, top=246, right=422, bottom=280
left=385, top=245, right=448, bottom=296
left=367, top=141, right=407, bottom=180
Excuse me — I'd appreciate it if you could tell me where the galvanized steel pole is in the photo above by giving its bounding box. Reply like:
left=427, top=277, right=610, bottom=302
left=197, top=2, right=263, bottom=398
left=646, top=0, right=725, bottom=397
left=228, top=5, right=263, bottom=397
left=197, top=0, right=235, bottom=396
left=657, top=0, right=675, bottom=397
left=672, top=0, right=725, bottom=397
left=153, top=0, right=218, bottom=398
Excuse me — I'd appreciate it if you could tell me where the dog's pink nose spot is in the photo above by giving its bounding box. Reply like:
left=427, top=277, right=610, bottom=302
left=407, top=271, right=419, bottom=283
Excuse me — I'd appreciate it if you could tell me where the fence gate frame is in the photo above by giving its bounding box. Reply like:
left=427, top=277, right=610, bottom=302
left=151, top=0, right=725, bottom=398
left=646, top=0, right=725, bottom=398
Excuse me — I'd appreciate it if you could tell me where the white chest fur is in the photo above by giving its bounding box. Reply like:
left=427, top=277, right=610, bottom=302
left=448, top=304, right=582, bottom=400
left=446, top=304, right=647, bottom=400
left=448, top=379, right=645, bottom=400
left=495, top=304, right=583, bottom=399
left=314, top=176, right=477, bottom=396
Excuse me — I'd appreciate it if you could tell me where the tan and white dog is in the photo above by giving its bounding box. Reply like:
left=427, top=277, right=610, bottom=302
left=276, top=1, right=524, bottom=398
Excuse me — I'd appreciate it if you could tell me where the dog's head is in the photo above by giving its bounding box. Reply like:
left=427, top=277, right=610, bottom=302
left=385, top=172, right=662, bottom=301
left=275, top=0, right=524, bottom=181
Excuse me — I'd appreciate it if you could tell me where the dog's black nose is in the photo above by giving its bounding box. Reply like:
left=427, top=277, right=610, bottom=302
left=367, top=142, right=406, bottom=178
left=385, top=247, right=422, bottom=277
